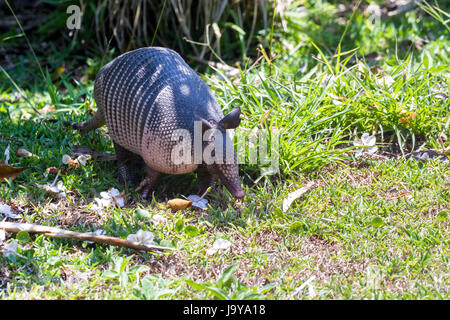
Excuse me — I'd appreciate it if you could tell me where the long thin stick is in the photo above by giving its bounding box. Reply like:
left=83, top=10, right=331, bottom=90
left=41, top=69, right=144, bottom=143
left=0, top=222, right=175, bottom=253
left=151, top=0, right=167, bottom=47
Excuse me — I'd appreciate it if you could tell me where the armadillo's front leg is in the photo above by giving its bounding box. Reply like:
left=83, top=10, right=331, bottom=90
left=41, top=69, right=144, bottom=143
left=197, top=165, right=215, bottom=195
left=136, top=166, right=160, bottom=199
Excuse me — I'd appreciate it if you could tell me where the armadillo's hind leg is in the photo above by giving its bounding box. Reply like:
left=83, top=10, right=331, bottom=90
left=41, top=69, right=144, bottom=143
left=71, top=110, right=105, bottom=131
left=136, top=167, right=160, bottom=199
left=114, top=142, right=142, bottom=186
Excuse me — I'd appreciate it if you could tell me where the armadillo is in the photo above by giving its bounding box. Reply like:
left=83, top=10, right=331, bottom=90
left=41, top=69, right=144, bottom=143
left=73, top=47, right=245, bottom=199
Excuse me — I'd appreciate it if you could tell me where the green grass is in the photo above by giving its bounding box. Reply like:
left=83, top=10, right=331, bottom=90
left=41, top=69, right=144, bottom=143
left=0, top=1, right=449, bottom=299
left=0, top=157, right=448, bottom=299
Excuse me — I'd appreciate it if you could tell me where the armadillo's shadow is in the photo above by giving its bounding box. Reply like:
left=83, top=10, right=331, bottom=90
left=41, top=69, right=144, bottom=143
left=119, top=157, right=261, bottom=227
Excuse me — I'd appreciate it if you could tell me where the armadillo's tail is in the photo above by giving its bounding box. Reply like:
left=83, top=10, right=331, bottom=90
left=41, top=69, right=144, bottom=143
left=69, top=71, right=106, bottom=131
left=70, top=109, right=105, bottom=131
left=71, top=67, right=107, bottom=131
left=41, top=110, right=105, bottom=131
left=42, top=108, right=105, bottom=131
left=44, top=65, right=107, bottom=131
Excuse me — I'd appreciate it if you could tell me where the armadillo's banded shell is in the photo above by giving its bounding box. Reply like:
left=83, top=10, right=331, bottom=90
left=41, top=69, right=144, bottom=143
left=94, top=47, right=224, bottom=174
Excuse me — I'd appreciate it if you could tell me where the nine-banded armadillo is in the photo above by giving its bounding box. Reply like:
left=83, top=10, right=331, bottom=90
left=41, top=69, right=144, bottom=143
left=73, top=47, right=245, bottom=199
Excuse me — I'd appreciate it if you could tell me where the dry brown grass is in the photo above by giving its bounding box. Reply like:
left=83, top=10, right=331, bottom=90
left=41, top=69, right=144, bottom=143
left=86, top=0, right=272, bottom=60
left=129, top=226, right=371, bottom=294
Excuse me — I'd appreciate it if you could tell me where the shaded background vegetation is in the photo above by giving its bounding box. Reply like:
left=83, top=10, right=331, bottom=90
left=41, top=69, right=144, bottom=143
left=1, top=0, right=448, bottom=77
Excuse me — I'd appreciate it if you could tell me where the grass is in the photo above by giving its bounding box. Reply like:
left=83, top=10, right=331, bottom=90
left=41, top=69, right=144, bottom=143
left=1, top=157, right=448, bottom=299
left=0, top=1, right=449, bottom=299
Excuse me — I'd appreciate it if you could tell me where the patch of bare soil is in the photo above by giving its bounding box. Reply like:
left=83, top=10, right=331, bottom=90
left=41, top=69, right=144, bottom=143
left=131, top=228, right=371, bottom=293
left=41, top=201, right=105, bottom=230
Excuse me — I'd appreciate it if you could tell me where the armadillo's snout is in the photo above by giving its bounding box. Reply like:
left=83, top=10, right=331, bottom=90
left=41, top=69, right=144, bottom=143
left=232, top=187, right=245, bottom=199
left=216, top=164, right=245, bottom=199
left=223, top=180, right=245, bottom=199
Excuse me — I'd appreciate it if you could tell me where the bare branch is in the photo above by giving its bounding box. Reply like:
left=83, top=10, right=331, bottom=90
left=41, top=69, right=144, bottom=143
left=0, top=222, right=175, bottom=253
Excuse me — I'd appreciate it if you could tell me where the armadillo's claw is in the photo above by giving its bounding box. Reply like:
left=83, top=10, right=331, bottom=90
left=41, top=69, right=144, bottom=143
left=136, top=167, right=160, bottom=199
left=136, top=178, right=153, bottom=199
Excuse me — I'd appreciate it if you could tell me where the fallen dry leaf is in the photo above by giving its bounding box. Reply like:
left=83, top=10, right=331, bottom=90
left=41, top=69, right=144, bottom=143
left=71, top=145, right=116, bottom=162
left=168, top=198, right=192, bottom=213
left=385, top=191, right=412, bottom=201
left=0, top=203, right=21, bottom=219
left=0, top=165, right=30, bottom=182
left=4, top=145, right=10, bottom=165
left=9, top=202, right=23, bottom=213
left=186, top=195, right=209, bottom=210
left=38, top=105, right=55, bottom=114
left=92, top=188, right=125, bottom=210
left=150, top=214, right=167, bottom=226
left=206, top=238, right=232, bottom=255
left=370, top=65, right=383, bottom=75
left=127, top=230, right=155, bottom=247
left=399, top=111, right=417, bottom=125
left=36, top=180, right=67, bottom=199
left=46, top=167, right=66, bottom=175
left=282, top=181, right=315, bottom=212
left=62, top=154, right=89, bottom=168
left=15, top=148, right=34, bottom=158
left=62, top=154, right=78, bottom=167
left=3, top=240, right=22, bottom=258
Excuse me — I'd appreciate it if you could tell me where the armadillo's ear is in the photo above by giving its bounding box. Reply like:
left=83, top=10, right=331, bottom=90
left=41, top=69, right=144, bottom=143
left=200, top=119, right=214, bottom=133
left=218, top=106, right=241, bottom=130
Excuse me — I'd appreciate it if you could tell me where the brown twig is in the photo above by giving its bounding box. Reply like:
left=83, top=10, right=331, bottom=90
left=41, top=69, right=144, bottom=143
left=71, top=145, right=116, bottom=161
left=190, top=57, right=239, bottom=75
left=0, top=222, right=175, bottom=252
